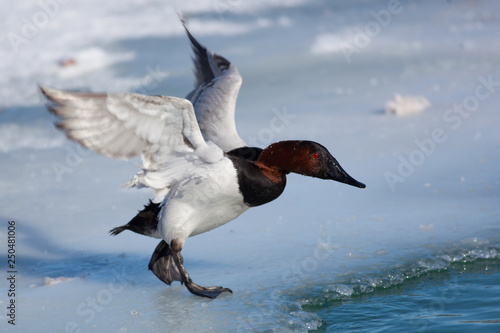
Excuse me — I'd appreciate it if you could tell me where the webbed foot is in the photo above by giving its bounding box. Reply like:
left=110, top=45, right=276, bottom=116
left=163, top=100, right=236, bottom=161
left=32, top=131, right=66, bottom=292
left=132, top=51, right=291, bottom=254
left=185, top=281, right=232, bottom=299
left=149, top=239, right=232, bottom=299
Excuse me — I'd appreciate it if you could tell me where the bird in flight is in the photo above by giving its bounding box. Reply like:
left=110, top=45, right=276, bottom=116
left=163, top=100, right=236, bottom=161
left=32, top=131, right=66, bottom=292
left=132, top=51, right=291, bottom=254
left=40, top=22, right=365, bottom=299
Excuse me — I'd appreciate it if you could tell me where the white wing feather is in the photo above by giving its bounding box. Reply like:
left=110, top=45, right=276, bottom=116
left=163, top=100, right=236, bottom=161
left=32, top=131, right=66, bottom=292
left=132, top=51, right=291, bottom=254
left=188, top=65, right=246, bottom=152
left=184, top=25, right=247, bottom=152
left=40, top=27, right=246, bottom=203
left=41, top=85, right=223, bottom=202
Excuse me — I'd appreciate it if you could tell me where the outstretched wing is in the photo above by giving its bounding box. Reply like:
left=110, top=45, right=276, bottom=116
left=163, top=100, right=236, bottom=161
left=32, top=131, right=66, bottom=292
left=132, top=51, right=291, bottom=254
left=41, top=85, right=223, bottom=201
left=184, top=24, right=247, bottom=152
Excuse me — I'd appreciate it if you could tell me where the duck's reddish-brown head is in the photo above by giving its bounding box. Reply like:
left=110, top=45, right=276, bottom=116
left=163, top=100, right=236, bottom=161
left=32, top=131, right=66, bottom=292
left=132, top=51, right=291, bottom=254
left=256, top=140, right=366, bottom=188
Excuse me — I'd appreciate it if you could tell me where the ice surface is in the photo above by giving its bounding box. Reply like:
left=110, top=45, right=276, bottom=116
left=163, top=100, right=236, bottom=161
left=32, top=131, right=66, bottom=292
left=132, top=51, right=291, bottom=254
left=1, top=0, right=499, bottom=332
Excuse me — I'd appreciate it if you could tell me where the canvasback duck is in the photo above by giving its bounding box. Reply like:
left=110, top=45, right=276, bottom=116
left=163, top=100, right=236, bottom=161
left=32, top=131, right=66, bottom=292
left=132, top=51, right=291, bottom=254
left=40, top=23, right=365, bottom=299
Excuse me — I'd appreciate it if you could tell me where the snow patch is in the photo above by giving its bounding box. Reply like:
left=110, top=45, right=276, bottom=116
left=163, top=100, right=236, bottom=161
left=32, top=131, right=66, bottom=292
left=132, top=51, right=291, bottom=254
left=57, top=47, right=135, bottom=79
left=385, top=94, right=431, bottom=116
left=311, top=32, right=352, bottom=55
left=0, top=123, right=65, bottom=152
left=44, top=276, right=73, bottom=286
left=1, top=0, right=305, bottom=108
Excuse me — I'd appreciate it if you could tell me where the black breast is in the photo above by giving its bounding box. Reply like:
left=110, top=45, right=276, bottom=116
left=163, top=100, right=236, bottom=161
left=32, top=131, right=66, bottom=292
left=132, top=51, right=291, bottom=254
left=227, top=147, right=287, bottom=207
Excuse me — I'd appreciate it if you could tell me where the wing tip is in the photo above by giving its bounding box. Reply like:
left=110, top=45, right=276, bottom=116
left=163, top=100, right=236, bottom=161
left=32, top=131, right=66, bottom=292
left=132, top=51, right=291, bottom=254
left=38, top=84, right=74, bottom=105
left=39, top=84, right=57, bottom=103
left=181, top=18, right=207, bottom=57
left=180, top=19, right=233, bottom=88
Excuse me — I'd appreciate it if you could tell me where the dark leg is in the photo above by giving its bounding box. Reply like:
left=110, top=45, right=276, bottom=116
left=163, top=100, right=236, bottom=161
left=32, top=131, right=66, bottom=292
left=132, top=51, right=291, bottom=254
left=149, top=240, right=232, bottom=299
left=170, top=240, right=232, bottom=299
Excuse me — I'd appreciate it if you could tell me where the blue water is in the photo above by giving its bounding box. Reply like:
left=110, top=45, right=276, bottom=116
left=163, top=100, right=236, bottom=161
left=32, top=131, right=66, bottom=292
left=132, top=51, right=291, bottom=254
left=305, top=257, right=500, bottom=332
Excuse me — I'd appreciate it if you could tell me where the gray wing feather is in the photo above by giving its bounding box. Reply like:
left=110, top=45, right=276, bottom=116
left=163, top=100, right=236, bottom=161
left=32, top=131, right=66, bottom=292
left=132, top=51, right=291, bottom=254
left=184, top=24, right=246, bottom=152
left=40, top=85, right=212, bottom=169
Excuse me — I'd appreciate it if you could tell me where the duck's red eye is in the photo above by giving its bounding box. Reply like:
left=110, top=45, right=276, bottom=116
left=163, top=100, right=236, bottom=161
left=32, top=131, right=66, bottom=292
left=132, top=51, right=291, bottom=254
left=313, top=153, right=319, bottom=159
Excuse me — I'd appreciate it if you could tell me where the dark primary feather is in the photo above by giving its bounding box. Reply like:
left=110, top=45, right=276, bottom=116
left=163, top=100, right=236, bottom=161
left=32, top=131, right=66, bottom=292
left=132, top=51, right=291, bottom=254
left=180, top=23, right=246, bottom=152
left=182, top=22, right=231, bottom=88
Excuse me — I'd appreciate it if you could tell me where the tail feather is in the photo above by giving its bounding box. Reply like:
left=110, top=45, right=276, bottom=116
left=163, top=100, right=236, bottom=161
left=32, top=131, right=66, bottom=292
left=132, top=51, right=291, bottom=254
left=109, top=226, right=127, bottom=236
left=109, top=199, right=162, bottom=237
left=148, top=240, right=183, bottom=285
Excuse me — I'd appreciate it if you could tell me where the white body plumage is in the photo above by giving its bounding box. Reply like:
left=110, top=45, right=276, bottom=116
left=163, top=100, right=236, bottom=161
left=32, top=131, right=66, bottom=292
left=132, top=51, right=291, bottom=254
left=157, top=157, right=248, bottom=246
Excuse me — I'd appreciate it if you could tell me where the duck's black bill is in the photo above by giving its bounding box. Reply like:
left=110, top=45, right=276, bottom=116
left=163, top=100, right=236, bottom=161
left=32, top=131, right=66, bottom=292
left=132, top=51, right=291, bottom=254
left=328, top=162, right=366, bottom=189
left=343, top=176, right=366, bottom=189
